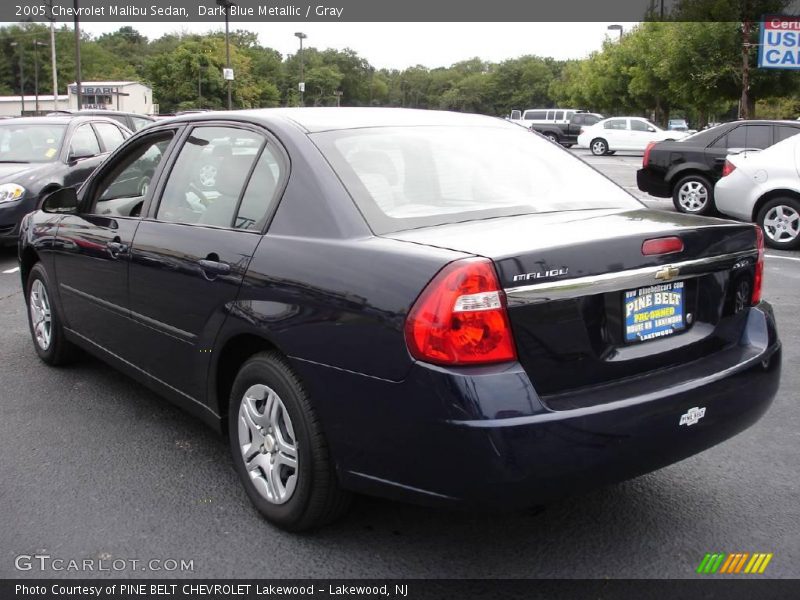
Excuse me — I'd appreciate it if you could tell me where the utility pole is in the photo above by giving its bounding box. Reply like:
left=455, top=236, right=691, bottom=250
left=74, top=0, right=82, bottom=109
left=334, top=90, right=343, bottom=107
left=740, top=1, right=751, bottom=119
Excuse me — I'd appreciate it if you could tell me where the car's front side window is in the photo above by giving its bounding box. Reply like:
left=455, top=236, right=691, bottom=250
left=156, top=126, right=265, bottom=228
left=91, top=132, right=175, bottom=217
left=69, top=124, right=101, bottom=159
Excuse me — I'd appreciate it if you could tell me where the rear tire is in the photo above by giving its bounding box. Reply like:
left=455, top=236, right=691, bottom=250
left=672, top=174, right=714, bottom=215
left=591, top=138, right=608, bottom=156
left=757, top=197, right=800, bottom=250
left=25, top=263, right=77, bottom=366
left=228, top=351, right=351, bottom=531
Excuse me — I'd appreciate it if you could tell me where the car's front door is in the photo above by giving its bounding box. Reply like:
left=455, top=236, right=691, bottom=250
left=125, top=124, right=286, bottom=403
left=54, top=129, right=178, bottom=353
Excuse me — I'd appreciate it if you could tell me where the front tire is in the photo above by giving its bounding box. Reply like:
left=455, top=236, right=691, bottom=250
left=591, top=138, right=608, bottom=156
left=26, top=263, right=77, bottom=365
left=757, top=197, right=800, bottom=250
left=228, top=351, right=351, bottom=531
left=672, top=174, right=714, bottom=215
left=544, top=132, right=559, bottom=144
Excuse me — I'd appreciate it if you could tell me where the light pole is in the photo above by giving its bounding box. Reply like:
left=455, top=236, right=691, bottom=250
left=607, top=24, right=623, bottom=41
left=74, top=0, right=83, bottom=109
left=33, top=40, right=47, bottom=114
left=334, top=90, right=343, bottom=107
left=216, top=0, right=236, bottom=110
left=295, top=32, right=307, bottom=106
left=47, top=0, right=59, bottom=110
left=9, top=42, right=24, bottom=116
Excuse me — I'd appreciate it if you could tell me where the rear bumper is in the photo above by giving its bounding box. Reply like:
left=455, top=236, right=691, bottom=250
left=714, top=173, right=757, bottom=222
left=636, top=168, right=671, bottom=197
left=293, top=303, right=780, bottom=509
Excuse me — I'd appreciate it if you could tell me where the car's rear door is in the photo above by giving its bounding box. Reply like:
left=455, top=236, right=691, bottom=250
left=54, top=128, right=179, bottom=353
left=602, top=118, right=628, bottom=150
left=705, top=124, right=773, bottom=178
left=125, top=123, right=287, bottom=401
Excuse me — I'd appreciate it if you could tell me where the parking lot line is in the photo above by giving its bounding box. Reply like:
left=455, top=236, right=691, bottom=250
left=765, top=254, right=800, bottom=262
left=2, top=267, right=19, bottom=274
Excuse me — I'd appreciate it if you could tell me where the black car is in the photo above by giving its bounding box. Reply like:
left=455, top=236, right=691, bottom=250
left=19, top=108, right=781, bottom=531
left=637, top=119, right=800, bottom=215
left=47, top=109, right=155, bottom=132
left=0, top=116, right=131, bottom=244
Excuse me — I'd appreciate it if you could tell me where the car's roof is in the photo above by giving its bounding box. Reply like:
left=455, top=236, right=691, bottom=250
left=161, top=107, right=513, bottom=133
left=0, top=116, right=86, bottom=125
left=48, top=109, right=153, bottom=119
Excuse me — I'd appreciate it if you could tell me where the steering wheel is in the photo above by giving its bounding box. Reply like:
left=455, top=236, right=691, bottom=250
left=188, top=181, right=210, bottom=207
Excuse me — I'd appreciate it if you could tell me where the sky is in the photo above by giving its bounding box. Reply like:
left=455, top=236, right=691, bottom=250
left=68, top=22, right=640, bottom=69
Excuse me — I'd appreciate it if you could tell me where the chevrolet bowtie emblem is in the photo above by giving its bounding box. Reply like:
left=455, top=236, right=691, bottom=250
left=655, top=265, right=680, bottom=281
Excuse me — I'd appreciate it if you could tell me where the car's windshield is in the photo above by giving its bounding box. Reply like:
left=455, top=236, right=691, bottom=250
left=313, top=124, right=641, bottom=234
left=0, top=123, right=67, bottom=163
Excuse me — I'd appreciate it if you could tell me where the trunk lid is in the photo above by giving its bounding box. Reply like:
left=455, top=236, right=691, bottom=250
left=386, top=208, right=760, bottom=399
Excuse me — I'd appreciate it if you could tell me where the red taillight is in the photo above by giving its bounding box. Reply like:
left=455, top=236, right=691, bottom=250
left=404, top=258, right=517, bottom=366
left=721, top=159, right=737, bottom=177
left=643, top=141, right=656, bottom=168
left=752, top=226, right=765, bottom=304
left=579, top=127, right=585, bottom=135
left=642, top=236, right=684, bottom=256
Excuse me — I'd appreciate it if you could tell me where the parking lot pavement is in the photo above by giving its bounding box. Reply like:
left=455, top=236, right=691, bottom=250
left=569, top=146, right=667, bottom=206
left=0, top=156, right=798, bottom=579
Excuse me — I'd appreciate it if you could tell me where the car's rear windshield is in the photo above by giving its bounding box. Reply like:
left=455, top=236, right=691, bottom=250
left=0, top=123, right=67, bottom=163
left=312, top=125, right=641, bottom=234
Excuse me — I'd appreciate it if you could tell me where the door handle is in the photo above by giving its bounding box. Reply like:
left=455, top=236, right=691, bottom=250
left=198, top=259, right=231, bottom=275
left=106, top=240, right=128, bottom=257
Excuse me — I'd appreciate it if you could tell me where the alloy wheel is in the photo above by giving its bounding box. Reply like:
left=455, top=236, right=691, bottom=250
left=29, top=279, right=52, bottom=351
left=237, top=384, right=299, bottom=505
left=677, top=180, right=708, bottom=212
left=591, top=140, right=607, bottom=155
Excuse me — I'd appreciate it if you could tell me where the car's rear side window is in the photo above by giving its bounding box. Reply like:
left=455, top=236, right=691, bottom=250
left=94, top=122, right=126, bottom=152
left=155, top=126, right=279, bottom=231
left=776, top=125, right=800, bottom=143
left=312, top=125, right=641, bottom=234
left=725, top=125, right=771, bottom=149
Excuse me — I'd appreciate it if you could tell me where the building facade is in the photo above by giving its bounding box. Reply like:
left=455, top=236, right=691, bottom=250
left=0, top=95, right=70, bottom=117
left=67, top=81, right=156, bottom=115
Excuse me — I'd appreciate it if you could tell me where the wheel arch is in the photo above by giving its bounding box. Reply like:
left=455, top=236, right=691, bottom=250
left=19, top=246, right=40, bottom=292
left=212, top=331, right=285, bottom=434
left=665, top=165, right=712, bottom=189
left=751, top=188, right=800, bottom=223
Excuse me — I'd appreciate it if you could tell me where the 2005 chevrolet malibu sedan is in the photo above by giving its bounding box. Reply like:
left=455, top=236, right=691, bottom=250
left=19, top=108, right=781, bottom=531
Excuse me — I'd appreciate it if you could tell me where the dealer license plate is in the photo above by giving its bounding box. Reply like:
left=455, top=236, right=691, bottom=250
left=623, top=281, right=686, bottom=343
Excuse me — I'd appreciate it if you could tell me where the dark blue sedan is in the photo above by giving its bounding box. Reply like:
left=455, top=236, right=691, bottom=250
left=18, top=108, right=781, bottom=530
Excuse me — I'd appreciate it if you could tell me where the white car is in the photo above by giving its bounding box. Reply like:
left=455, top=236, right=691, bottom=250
left=715, top=135, right=800, bottom=250
left=577, top=117, right=688, bottom=156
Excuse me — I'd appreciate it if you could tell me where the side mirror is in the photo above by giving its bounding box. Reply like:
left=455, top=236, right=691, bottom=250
left=42, top=187, right=79, bottom=214
left=647, top=127, right=657, bottom=132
